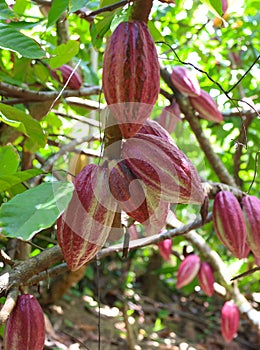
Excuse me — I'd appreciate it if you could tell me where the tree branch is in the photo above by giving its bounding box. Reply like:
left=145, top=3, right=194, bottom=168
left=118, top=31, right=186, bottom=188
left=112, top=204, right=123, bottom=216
left=0, top=82, right=101, bottom=102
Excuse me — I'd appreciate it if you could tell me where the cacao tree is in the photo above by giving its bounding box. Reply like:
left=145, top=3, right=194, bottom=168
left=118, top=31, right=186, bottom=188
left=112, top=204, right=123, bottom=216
left=0, top=0, right=259, bottom=348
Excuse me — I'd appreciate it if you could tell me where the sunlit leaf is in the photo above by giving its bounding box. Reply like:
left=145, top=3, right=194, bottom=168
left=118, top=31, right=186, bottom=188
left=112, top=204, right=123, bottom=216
left=0, top=182, right=74, bottom=240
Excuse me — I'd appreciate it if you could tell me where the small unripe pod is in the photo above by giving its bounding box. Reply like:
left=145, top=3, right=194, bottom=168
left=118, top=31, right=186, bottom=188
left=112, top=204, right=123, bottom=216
left=221, top=300, right=240, bottom=343
left=176, top=254, right=200, bottom=289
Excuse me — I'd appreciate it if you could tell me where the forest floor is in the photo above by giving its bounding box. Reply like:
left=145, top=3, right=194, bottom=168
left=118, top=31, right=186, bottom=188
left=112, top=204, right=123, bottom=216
left=40, top=289, right=260, bottom=350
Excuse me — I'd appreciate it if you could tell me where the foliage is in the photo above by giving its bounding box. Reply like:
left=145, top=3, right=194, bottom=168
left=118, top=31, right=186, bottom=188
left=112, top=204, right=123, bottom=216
left=0, top=0, right=259, bottom=347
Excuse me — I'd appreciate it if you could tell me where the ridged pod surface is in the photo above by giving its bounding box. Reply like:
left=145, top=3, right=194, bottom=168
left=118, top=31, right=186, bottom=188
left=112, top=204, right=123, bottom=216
left=158, top=103, right=181, bottom=134
left=176, top=254, right=200, bottom=289
left=102, top=20, right=160, bottom=138
left=143, top=198, right=170, bottom=236
left=57, top=164, right=117, bottom=271
left=51, top=64, right=82, bottom=90
left=4, top=294, right=45, bottom=350
left=171, top=66, right=200, bottom=97
left=189, top=90, right=223, bottom=123
left=241, top=195, right=260, bottom=262
left=137, top=119, right=175, bottom=144
left=221, top=301, right=240, bottom=343
left=108, top=159, right=149, bottom=223
left=198, top=262, right=215, bottom=296
left=122, top=133, right=204, bottom=204
left=213, top=191, right=247, bottom=259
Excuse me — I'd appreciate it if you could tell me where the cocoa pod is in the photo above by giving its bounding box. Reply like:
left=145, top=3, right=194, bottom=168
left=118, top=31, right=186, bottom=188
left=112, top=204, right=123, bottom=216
left=137, top=119, right=175, bottom=144
left=222, top=0, right=228, bottom=14
left=221, top=300, right=240, bottom=343
left=102, top=20, right=160, bottom=138
left=122, top=133, right=205, bottom=204
left=241, top=195, right=260, bottom=262
left=108, top=159, right=149, bottom=223
left=176, top=254, right=200, bottom=289
left=4, top=294, right=45, bottom=350
left=171, top=66, right=200, bottom=97
left=158, top=103, right=181, bottom=134
left=57, top=164, right=117, bottom=271
left=143, top=198, right=170, bottom=236
left=158, top=238, right=172, bottom=261
left=51, top=64, right=82, bottom=90
left=189, top=90, right=223, bottom=123
left=198, top=262, right=215, bottom=296
left=213, top=191, right=247, bottom=259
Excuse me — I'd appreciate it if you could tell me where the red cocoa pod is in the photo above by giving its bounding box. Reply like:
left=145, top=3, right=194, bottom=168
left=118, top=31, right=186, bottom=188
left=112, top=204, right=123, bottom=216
left=158, top=238, right=172, bottom=261
left=222, top=0, right=228, bottom=14
left=143, top=198, right=170, bottom=236
left=213, top=191, right=247, bottom=259
left=198, top=262, right=215, bottom=296
left=51, top=64, right=82, bottom=90
left=102, top=20, right=160, bottom=138
left=108, top=159, right=149, bottom=223
left=171, top=66, right=200, bottom=97
left=189, top=90, right=223, bottom=123
left=122, top=133, right=205, bottom=204
left=4, top=294, right=45, bottom=350
left=158, top=103, right=181, bottom=134
left=221, top=301, right=240, bottom=343
left=241, top=195, right=260, bottom=262
left=137, top=119, right=175, bottom=144
left=176, top=254, right=200, bottom=289
left=57, top=164, right=117, bottom=271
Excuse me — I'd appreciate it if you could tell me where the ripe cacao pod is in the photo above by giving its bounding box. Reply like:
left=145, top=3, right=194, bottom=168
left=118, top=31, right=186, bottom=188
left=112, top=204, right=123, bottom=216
left=158, top=238, right=172, bottom=261
left=198, top=262, right=215, bottom=296
left=143, top=198, right=170, bottom=236
left=102, top=20, right=160, bottom=138
left=158, top=103, right=181, bottom=134
left=4, top=294, right=45, bottom=350
left=222, top=0, right=228, bottom=14
left=108, top=159, right=149, bottom=223
left=137, top=119, right=175, bottom=144
left=171, top=66, right=200, bottom=97
left=176, top=254, right=200, bottom=289
left=213, top=191, right=247, bottom=259
left=221, top=300, right=240, bottom=343
left=241, top=195, right=260, bottom=262
left=51, top=64, right=82, bottom=90
left=122, top=133, right=204, bottom=204
left=57, top=164, right=117, bottom=271
left=189, top=89, right=223, bottom=123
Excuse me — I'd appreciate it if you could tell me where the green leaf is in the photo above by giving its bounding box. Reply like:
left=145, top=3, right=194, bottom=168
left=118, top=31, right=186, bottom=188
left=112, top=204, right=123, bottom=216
left=200, top=0, right=223, bottom=18
left=0, top=112, right=22, bottom=128
left=0, top=104, right=46, bottom=148
left=90, top=15, right=113, bottom=49
left=0, top=169, right=43, bottom=193
left=47, top=0, right=69, bottom=27
left=148, top=21, right=165, bottom=42
left=0, top=1, right=16, bottom=20
left=0, top=23, right=45, bottom=59
left=69, top=0, right=90, bottom=13
left=0, top=145, right=20, bottom=176
left=0, top=182, right=74, bottom=240
left=49, top=40, right=80, bottom=68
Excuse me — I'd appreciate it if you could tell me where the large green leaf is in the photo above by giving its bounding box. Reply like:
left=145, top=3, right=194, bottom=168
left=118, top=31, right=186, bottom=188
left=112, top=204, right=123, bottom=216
left=47, top=0, right=69, bottom=27
left=0, top=104, right=46, bottom=149
left=49, top=40, right=80, bottom=68
left=0, top=182, right=74, bottom=240
left=0, top=1, right=16, bottom=20
left=0, top=169, right=43, bottom=193
left=0, top=23, right=45, bottom=59
left=200, top=0, right=223, bottom=17
left=0, top=145, right=19, bottom=176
